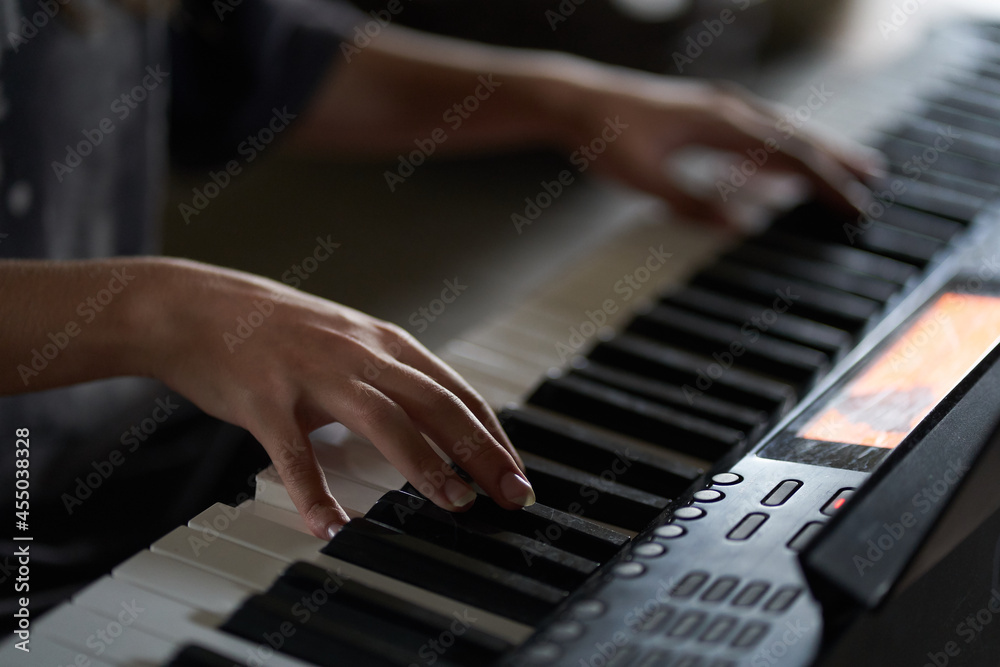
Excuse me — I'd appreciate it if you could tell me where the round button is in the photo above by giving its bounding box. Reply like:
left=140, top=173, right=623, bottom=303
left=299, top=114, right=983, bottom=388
left=613, top=562, right=646, bottom=578
left=633, top=542, right=667, bottom=558
left=547, top=620, right=585, bottom=642
left=712, top=472, right=743, bottom=486
left=654, top=524, right=686, bottom=539
left=673, top=506, right=706, bottom=520
left=572, top=599, right=606, bottom=620
left=522, top=642, right=561, bottom=664
left=693, top=489, right=725, bottom=503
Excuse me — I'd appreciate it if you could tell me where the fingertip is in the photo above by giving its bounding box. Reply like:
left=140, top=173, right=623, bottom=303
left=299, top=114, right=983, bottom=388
left=500, top=470, right=536, bottom=508
left=307, top=501, right=349, bottom=541
left=443, top=477, right=477, bottom=509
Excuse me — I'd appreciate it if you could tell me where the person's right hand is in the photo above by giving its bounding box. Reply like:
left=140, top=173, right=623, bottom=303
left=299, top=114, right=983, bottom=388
left=136, top=258, right=534, bottom=539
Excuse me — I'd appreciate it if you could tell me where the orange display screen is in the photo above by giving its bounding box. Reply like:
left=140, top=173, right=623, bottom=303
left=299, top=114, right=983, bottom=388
left=798, top=292, right=1000, bottom=449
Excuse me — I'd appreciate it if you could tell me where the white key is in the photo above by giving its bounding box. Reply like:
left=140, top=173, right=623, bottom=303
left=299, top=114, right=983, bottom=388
left=151, top=526, right=286, bottom=590
left=36, top=604, right=175, bottom=665
left=113, top=549, right=255, bottom=616
left=0, top=634, right=114, bottom=667
left=192, top=501, right=534, bottom=645
left=239, top=498, right=311, bottom=534
left=255, top=465, right=383, bottom=517
left=74, top=577, right=310, bottom=667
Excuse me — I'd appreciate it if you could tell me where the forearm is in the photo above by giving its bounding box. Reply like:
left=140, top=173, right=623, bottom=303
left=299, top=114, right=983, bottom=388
left=286, top=25, right=597, bottom=157
left=0, top=257, right=179, bottom=394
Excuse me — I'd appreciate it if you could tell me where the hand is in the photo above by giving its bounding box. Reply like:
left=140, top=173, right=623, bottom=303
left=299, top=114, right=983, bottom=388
left=549, top=70, right=883, bottom=226
left=138, top=259, right=533, bottom=539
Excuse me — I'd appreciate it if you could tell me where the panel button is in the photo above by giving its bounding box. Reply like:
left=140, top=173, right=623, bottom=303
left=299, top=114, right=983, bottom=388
left=636, top=651, right=672, bottom=667
left=572, top=599, right=606, bottom=620
left=693, top=489, right=725, bottom=503
left=821, top=488, right=855, bottom=516
left=639, top=606, right=675, bottom=632
left=633, top=542, right=667, bottom=559
left=671, top=571, right=710, bottom=599
left=523, top=642, right=561, bottom=664
left=614, top=562, right=646, bottom=579
left=667, top=611, right=707, bottom=638
left=654, top=525, right=686, bottom=539
left=547, top=620, right=584, bottom=643
left=764, top=586, right=802, bottom=613
left=699, top=615, right=738, bottom=643
left=674, top=507, right=706, bottom=520
left=606, top=647, right=637, bottom=667
left=701, top=576, right=740, bottom=603
left=673, top=656, right=703, bottom=667
left=761, top=480, right=802, bottom=507
left=731, top=621, right=770, bottom=649
left=787, top=522, right=825, bottom=552
left=712, top=473, right=743, bottom=486
left=727, top=513, right=768, bottom=541
left=731, top=581, right=770, bottom=608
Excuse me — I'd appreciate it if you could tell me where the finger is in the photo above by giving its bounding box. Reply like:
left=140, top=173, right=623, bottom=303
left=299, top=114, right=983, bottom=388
left=393, top=335, right=525, bottom=472
left=367, top=359, right=534, bottom=510
left=328, top=378, right=504, bottom=512
left=253, top=419, right=349, bottom=540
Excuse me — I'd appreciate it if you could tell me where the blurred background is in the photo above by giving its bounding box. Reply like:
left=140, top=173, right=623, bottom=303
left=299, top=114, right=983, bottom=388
left=160, top=0, right=1000, bottom=353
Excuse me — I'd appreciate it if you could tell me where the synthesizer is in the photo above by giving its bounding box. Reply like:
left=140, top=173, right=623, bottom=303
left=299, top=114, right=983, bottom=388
left=7, top=18, right=1000, bottom=667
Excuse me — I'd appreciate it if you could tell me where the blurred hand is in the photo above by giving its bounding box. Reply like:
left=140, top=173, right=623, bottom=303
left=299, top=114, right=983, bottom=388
left=142, top=259, right=533, bottom=539
left=551, top=73, right=883, bottom=226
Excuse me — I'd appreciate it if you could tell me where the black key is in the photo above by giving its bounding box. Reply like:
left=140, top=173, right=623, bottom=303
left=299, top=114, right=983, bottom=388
left=520, top=451, right=670, bottom=531
left=878, top=135, right=999, bottom=186
left=627, top=305, right=829, bottom=386
left=499, top=405, right=704, bottom=497
left=528, top=374, right=745, bottom=462
left=365, top=490, right=599, bottom=590
left=569, top=361, right=768, bottom=437
left=273, top=562, right=509, bottom=664
left=845, top=218, right=944, bottom=266
left=876, top=177, right=986, bottom=223
left=692, top=260, right=879, bottom=333
left=932, top=86, right=1000, bottom=121
left=223, top=594, right=401, bottom=667
left=726, top=244, right=899, bottom=302
left=398, top=484, right=631, bottom=563
left=889, top=115, right=1000, bottom=165
left=167, top=646, right=242, bottom=667
left=863, top=204, right=964, bottom=242
left=894, top=165, right=998, bottom=202
left=322, top=517, right=566, bottom=624
left=922, top=102, right=1000, bottom=141
left=756, top=230, right=917, bottom=285
left=663, top=285, right=852, bottom=360
left=589, top=335, right=796, bottom=414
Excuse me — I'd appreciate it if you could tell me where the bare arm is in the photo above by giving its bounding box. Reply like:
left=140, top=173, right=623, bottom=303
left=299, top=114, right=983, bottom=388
left=289, top=25, right=882, bottom=225
left=1, top=258, right=532, bottom=539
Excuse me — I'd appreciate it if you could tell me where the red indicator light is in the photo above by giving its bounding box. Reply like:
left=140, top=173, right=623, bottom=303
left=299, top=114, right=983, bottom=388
left=833, top=497, right=846, bottom=510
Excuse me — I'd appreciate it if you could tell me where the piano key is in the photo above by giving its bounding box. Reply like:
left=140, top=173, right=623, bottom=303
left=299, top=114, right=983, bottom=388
left=922, top=102, right=1000, bottom=141
left=364, top=489, right=600, bottom=590
left=528, top=373, right=745, bottom=461
left=519, top=451, right=670, bottom=531
left=724, top=244, right=899, bottom=302
left=589, top=334, right=797, bottom=414
left=879, top=178, right=987, bottom=223
left=114, top=550, right=256, bottom=616
left=153, top=525, right=289, bottom=590
left=888, top=115, right=1000, bottom=165
left=691, top=260, right=879, bottom=333
left=568, top=360, right=768, bottom=436
left=167, top=645, right=249, bottom=667
left=931, top=86, right=1000, bottom=121
left=36, top=604, right=178, bottom=664
left=502, top=397, right=721, bottom=489
left=756, top=230, right=917, bottom=285
left=255, top=464, right=385, bottom=518
left=627, top=304, right=830, bottom=385
left=858, top=205, right=965, bottom=242
left=72, top=576, right=310, bottom=667
left=0, top=634, right=115, bottom=667
left=877, top=135, right=1000, bottom=187
left=190, top=501, right=534, bottom=644
left=322, top=517, right=567, bottom=625
left=275, top=561, right=510, bottom=660
left=663, top=285, right=853, bottom=359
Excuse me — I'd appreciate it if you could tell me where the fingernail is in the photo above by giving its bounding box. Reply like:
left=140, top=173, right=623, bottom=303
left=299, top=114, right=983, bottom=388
left=846, top=180, right=874, bottom=212
left=444, top=478, right=477, bottom=509
left=326, top=523, right=341, bottom=541
left=501, top=471, right=536, bottom=507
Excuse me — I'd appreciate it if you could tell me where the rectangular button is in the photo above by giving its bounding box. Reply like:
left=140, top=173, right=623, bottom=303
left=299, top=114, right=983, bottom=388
left=787, top=522, right=826, bottom=552
left=822, top=488, right=855, bottom=516
left=727, top=513, right=768, bottom=541
left=731, top=581, right=770, bottom=607
left=764, top=586, right=803, bottom=613
left=761, top=480, right=802, bottom=507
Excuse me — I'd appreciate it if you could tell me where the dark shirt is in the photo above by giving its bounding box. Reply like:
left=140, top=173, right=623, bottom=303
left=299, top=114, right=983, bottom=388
left=0, top=0, right=355, bottom=618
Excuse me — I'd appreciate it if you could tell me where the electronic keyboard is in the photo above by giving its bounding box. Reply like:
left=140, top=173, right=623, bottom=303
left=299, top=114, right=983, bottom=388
left=8, top=18, right=1000, bottom=667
